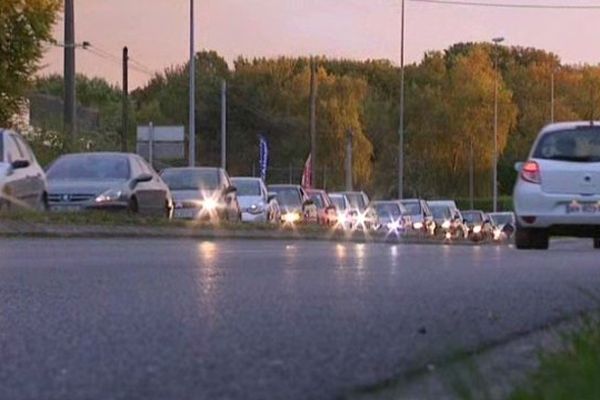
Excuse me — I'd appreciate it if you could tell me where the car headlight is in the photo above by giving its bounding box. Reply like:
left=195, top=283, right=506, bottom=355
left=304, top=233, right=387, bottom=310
left=413, top=222, right=424, bottom=230
left=282, top=212, right=301, bottom=223
left=202, top=198, right=218, bottom=211
left=473, top=225, right=482, bottom=234
left=442, top=220, right=451, bottom=230
left=387, top=221, right=401, bottom=231
left=337, top=212, right=347, bottom=224
left=95, top=189, right=123, bottom=203
left=248, top=203, right=265, bottom=214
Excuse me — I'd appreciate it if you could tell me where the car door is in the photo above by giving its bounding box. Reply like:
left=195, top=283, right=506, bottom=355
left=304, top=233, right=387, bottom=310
left=2, top=134, right=30, bottom=207
left=14, top=134, right=46, bottom=207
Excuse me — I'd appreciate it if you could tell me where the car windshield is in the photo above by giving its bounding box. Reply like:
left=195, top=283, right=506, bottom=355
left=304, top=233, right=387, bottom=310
left=330, top=196, right=346, bottom=210
left=47, top=154, right=130, bottom=180
left=534, top=127, right=600, bottom=162
left=372, top=203, right=401, bottom=218
left=231, top=179, right=261, bottom=196
left=345, top=193, right=366, bottom=210
left=309, top=193, right=325, bottom=209
left=431, top=206, right=451, bottom=220
left=162, top=169, right=221, bottom=191
left=463, top=212, right=483, bottom=224
left=491, top=214, right=513, bottom=226
left=400, top=201, right=421, bottom=215
left=269, top=187, right=301, bottom=207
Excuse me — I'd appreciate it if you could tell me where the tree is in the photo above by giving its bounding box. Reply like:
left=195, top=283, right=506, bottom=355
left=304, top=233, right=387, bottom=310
left=0, top=0, right=61, bottom=126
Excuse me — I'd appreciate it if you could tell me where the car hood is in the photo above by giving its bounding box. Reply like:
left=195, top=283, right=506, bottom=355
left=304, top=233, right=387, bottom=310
left=237, top=195, right=264, bottom=208
left=171, top=190, right=218, bottom=202
left=48, top=179, right=126, bottom=196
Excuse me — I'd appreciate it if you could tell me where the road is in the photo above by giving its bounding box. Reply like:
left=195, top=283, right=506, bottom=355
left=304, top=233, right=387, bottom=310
left=0, top=238, right=599, bottom=400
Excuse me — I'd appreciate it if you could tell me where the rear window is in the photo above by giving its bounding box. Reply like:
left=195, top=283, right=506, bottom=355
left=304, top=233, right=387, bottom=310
left=534, top=127, right=600, bottom=162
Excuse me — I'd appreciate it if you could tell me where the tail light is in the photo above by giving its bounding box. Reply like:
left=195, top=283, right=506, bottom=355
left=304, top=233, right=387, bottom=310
left=521, top=161, right=541, bottom=184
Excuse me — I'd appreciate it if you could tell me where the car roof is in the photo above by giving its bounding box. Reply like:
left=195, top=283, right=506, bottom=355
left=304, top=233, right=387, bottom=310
left=231, top=176, right=261, bottom=181
left=163, top=166, right=222, bottom=171
left=540, top=121, right=600, bottom=135
left=399, top=198, right=422, bottom=202
left=269, top=184, right=301, bottom=189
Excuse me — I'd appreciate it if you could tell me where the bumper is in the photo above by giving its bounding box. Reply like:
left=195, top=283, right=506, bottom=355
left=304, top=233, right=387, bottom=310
left=241, top=211, right=268, bottom=223
left=514, top=180, right=600, bottom=228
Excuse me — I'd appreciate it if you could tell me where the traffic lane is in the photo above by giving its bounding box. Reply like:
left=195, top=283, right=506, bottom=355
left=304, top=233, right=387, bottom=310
left=0, top=239, right=599, bottom=400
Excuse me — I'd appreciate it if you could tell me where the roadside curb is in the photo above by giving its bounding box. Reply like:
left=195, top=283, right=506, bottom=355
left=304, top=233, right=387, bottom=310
left=0, top=222, right=500, bottom=246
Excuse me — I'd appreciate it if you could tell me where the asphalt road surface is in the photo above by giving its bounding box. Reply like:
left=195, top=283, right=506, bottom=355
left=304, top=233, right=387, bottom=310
left=1, top=238, right=599, bottom=400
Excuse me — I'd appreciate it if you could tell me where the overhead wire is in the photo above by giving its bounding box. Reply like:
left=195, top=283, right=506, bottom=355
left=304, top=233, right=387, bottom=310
left=409, top=0, right=600, bottom=9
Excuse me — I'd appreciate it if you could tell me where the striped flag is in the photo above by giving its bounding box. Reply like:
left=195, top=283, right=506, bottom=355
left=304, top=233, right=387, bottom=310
left=301, top=154, right=312, bottom=188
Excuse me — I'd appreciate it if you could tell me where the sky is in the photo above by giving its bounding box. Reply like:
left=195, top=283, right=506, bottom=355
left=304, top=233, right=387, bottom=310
left=40, top=0, right=600, bottom=89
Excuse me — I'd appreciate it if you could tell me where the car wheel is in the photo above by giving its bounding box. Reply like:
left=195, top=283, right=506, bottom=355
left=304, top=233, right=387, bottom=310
left=594, top=238, right=600, bottom=249
left=36, top=192, right=49, bottom=212
left=128, top=197, right=139, bottom=214
left=516, top=226, right=549, bottom=250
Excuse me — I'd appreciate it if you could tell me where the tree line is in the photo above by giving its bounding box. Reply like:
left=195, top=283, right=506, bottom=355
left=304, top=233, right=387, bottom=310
left=3, top=1, right=600, bottom=199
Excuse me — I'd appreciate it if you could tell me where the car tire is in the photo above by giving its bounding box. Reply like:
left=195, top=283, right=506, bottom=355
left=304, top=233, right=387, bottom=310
left=36, top=192, right=49, bottom=212
left=128, top=197, right=139, bottom=214
left=516, top=226, right=549, bottom=250
left=594, top=238, right=600, bottom=249
left=164, top=200, right=172, bottom=219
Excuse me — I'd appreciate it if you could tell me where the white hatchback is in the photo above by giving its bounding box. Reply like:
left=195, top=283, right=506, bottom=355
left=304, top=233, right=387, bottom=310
left=513, top=121, right=600, bottom=249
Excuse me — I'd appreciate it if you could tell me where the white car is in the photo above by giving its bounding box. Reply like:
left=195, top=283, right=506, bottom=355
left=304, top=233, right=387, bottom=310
left=0, top=128, right=48, bottom=211
left=513, top=121, right=600, bottom=249
left=231, top=177, right=279, bottom=223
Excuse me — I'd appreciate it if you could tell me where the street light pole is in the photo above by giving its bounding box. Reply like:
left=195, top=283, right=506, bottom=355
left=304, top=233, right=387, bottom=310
left=64, top=0, right=76, bottom=141
left=189, top=0, right=196, bottom=167
left=398, top=0, right=406, bottom=199
left=492, top=37, right=504, bottom=213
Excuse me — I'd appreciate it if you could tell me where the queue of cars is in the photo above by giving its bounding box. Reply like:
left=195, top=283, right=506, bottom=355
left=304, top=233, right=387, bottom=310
left=0, top=127, right=515, bottom=243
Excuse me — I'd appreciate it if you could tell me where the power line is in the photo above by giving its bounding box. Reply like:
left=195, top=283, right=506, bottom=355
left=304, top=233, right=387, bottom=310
left=85, top=48, right=153, bottom=77
left=410, top=0, right=600, bottom=9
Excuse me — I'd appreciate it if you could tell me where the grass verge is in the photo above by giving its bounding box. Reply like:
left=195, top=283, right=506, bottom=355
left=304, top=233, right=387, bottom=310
left=508, top=318, right=600, bottom=400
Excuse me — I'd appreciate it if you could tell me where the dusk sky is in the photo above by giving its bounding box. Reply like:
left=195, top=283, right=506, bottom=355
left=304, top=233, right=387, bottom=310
left=41, top=0, right=600, bottom=88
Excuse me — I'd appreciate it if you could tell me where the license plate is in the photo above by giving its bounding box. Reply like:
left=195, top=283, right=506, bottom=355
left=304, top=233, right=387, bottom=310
left=174, top=209, right=198, bottom=219
left=566, top=202, right=600, bottom=214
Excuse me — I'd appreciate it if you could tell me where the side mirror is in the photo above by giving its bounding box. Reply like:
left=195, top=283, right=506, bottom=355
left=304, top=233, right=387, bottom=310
left=225, top=186, right=237, bottom=195
left=267, top=193, right=277, bottom=202
left=303, top=199, right=314, bottom=207
left=514, top=162, right=524, bottom=172
left=11, top=160, right=30, bottom=170
left=130, top=173, right=152, bottom=189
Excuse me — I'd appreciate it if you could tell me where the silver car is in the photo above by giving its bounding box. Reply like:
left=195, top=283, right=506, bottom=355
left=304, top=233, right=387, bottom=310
left=514, top=122, right=600, bottom=249
left=161, top=167, right=241, bottom=222
left=231, top=177, right=279, bottom=223
left=46, top=152, right=173, bottom=217
left=0, top=128, right=48, bottom=211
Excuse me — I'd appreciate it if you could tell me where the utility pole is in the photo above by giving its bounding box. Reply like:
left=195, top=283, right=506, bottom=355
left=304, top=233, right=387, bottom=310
left=309, top=57, right=318, bottom=187
left=121, top=46, right=129, bottom=152
left=221, top=80, right=227, bottom=170
left=469, top=137, right=474, bottom=210
left=492, top=37, right=504, bottom=213
left=188, top=0, right=196, bottom=167
left=345, top=129, right=353, bottom=191
left=551, top=70, right=555, bottom=123
left=64, top=0, right=76, bottom=141
left=398, top=0, right=406, bottom=199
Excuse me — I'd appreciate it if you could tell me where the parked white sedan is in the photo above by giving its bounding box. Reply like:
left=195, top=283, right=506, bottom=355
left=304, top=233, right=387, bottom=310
left=0, top=128, right=48, bottom=211
left=513, top=121, right=600, bottom=249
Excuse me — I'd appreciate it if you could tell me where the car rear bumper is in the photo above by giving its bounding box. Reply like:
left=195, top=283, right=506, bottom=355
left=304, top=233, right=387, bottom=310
left=514, top=180, right=600, bottom=229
